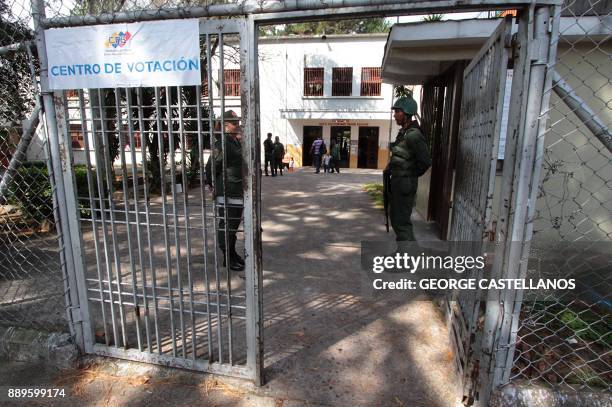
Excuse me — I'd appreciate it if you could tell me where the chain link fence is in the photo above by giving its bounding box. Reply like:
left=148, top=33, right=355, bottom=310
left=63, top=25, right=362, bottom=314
left=511, top=0, right=611, bottom=393
left=0, top=0, right=67, bottom=333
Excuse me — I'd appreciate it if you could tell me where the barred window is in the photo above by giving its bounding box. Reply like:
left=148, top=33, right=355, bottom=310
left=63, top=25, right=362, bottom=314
left=70, top=123, right=84, bottom=149
left=332, top=67, right=353, bottom=96
left=223, top=69, right=241, bottom=96
left=123, top=129, right=142, bottom=150
left=304, top=67, right=324, bottom=96
left=65, top=89, right=79, bottom=99
left=360, top=67, right=382, bottom=96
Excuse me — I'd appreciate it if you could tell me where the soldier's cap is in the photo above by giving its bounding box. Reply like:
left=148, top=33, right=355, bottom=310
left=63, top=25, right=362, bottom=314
left=392, top=95, right=418, bottom=115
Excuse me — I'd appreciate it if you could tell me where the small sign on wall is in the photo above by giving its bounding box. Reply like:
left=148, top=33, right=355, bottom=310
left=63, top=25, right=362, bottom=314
left=45, top=19, right=201, bottom=89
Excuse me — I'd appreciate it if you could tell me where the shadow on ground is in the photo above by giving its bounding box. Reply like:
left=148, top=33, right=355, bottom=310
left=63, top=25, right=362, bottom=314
left=0, top=169, right=459, bottom=406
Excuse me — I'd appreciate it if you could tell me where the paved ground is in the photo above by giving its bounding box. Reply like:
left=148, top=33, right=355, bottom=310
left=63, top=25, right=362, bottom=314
left=1, top=168, right=459, bottom=406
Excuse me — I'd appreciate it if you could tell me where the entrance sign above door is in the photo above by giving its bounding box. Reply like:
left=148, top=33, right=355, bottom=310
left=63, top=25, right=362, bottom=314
left=45, top=19, right=201, bottom=90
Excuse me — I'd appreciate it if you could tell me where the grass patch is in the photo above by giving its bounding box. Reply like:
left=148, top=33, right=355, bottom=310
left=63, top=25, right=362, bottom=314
left=363, top=183, right=384, bottom=208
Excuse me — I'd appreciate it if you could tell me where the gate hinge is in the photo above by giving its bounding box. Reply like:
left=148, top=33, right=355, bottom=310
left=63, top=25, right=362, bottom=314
left=70, top=307, right=83, bottom=323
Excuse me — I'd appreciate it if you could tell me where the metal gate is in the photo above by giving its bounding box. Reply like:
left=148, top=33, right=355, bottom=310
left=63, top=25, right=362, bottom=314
left=35, top=17, right=263, bottom=382
left=447, top=17, right=513, bottom=404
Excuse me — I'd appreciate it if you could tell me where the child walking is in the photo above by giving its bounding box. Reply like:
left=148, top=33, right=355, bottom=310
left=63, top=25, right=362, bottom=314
left=289, top=157, right=295, bottom=172
left=323, top=153, right=332, bottom=173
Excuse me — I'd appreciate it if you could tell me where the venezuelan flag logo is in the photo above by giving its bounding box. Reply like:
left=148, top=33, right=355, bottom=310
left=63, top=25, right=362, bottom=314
left=105, top=31, right=132, bottom=49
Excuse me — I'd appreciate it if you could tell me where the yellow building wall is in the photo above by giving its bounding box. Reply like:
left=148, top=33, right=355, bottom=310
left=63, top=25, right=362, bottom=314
left=377, top=148, right=389, bottom=170
left=287, top=144, right=303, bottom=167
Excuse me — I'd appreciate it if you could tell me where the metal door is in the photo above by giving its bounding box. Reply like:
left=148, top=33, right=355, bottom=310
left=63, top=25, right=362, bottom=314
left=446, top=17, right=513, bottom=403
left=44, top=18, right=263, bottom=382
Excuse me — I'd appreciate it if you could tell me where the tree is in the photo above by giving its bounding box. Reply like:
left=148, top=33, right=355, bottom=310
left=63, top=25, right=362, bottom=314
left=422, top=14, right=445, bottom=22
left=0, top=0, right=36, bottom=173
left=0, top=0, right=35, bottom=129
left=394, top=85, right=415, bottom=99
left=263, top=18, right=391, bottom=36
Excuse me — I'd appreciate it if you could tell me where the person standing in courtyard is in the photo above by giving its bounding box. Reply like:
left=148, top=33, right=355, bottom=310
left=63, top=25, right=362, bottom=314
left=386, top=95, right=431, bottom=249
left=330, top=139, right=341, bottom=173
left=273, top=136, right=285, bottom=176
left=205, top=110, right=245, bottom=272
left=263, top=132, right=274, bottom=176
left=310, top=135, right=325, bottom=173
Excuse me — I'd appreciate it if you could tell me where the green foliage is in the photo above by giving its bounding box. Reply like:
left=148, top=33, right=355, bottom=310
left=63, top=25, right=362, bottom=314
left=7, top=162, right=53, bottom=224
left=422, top=14, right=445, bottom=22
left=266, top=18, right=390, bottom=36
left=363, top=183, right=384, bottom=208
left=558, top=309, right=611, bottom=347
left=73, top=164, right=98, bottom=218
left=7, top=163, right=98, bottom=224
left=0, top=0, right=36, bottom=136
left=394, top=85, right=414, bottom=99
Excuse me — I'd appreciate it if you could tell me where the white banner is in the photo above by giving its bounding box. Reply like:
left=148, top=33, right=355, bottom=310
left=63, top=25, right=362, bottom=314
left=45, top=19, right=201, bottom=90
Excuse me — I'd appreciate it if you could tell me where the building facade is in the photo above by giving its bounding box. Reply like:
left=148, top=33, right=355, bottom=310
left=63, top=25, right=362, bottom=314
left=257, top=33, right=405, bottom=169
left=25, top=34, right=411, bottom=171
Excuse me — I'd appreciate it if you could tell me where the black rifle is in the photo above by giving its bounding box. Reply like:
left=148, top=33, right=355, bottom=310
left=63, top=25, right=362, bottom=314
left=383, top=168, right=390, bottom=232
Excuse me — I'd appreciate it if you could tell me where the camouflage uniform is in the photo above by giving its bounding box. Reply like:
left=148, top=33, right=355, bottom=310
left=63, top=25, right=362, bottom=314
left=389, top=105, right=431, bottom=242
left=205, top=131, right=243, bottom=264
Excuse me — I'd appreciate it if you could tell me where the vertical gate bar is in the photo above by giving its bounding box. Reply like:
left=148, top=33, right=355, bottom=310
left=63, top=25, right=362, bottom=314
left=97, top=89, right=128, bottom=348
left=56, top=90, right=95, bottom=353
left=196, top=86, right=214, bottom=360
left=243, top=16, right=264, bottom=383
left=115, top=88, right=143, bottom=351
left=488, top=6, right=558, bottom=397
left=126, top=89, right=152, bottom=351
left=78, top=89, right=110, bottom=346
left=177, top=87, right=198, bottom=359
left=154, top=86, right=177, bottom=356
left=32, top=0, right=89, bottom=352
left=206, top=33, right=224, bottom=364
left=136, top=88, right=162, bottom=354
left=218, top=33, right=235, bottom=365
left=501, top=4, right=561, bottom=385
left=88, top=90, right=119, bottom=347
left=37, top=83, right=75, bottom=340
left=166, top=86, right=187, bottom=358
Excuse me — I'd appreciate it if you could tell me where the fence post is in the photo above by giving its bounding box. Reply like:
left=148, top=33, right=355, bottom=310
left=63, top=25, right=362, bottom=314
left=242, top=16, right=264, bottom=385
left=30, top=0, right=93, bottom=353
left=478, top=4, right=561, bottom=405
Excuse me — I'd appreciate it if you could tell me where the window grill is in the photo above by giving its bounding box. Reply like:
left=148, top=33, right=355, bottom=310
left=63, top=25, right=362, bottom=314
left=69, top=123, right=84, bottom=149
left=332, top=67, right=353, bottom=96
left=360, top=67, right=382, bottom=96
left=304, top=67, right=324, bottom=96
left=223, top=69, right=241, bottom=96
left=122, top=129, right=142, bottom=150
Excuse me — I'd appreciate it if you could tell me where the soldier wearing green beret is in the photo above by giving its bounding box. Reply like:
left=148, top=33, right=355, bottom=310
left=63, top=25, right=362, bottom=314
left=387, top=95, right=431, bottom=247
left=205, top=110, right=245, bottom=272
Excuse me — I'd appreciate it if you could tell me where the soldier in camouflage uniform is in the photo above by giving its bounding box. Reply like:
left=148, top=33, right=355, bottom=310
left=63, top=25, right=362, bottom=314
left=387, top=95, right=431, bottom=245
left=205, top=110, right=245, bottom=272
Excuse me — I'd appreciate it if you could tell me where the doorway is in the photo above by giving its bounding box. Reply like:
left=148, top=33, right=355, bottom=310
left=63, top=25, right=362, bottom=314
left=358, top=127, right=379, bottom=169
left=330, top=126, right=351, bottom=168
left=302, top=126, right=322, bottom=166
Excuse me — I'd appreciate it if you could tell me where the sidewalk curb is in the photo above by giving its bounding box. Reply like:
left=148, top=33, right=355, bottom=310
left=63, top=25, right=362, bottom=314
left=491, top=381, right=612, bottom=407
left=0, top=326, right=78, bottom=369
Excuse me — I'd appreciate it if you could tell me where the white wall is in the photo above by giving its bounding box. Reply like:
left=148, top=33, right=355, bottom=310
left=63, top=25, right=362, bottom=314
left=257, top=34, right=406, bottom=160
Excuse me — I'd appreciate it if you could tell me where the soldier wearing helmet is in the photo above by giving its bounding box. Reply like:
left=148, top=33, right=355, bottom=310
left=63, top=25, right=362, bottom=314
left=387, top=94, right=431, bottom=246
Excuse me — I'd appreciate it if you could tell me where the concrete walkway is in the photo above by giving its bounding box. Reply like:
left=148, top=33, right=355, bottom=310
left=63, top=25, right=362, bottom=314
left=259, top=168, right=458, bottom=406
left=0, top=168, right=459, bottom=406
